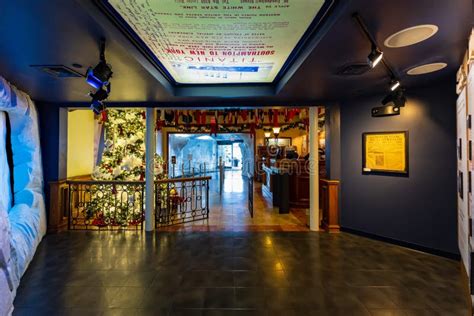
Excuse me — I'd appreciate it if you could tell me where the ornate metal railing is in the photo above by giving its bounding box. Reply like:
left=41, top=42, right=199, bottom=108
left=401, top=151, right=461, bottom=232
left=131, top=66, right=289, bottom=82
left=66, top=176, right=211, bottom=230
left=67, top=181, right=145, bottom=230
left=155, top=176, right=211, bottom=227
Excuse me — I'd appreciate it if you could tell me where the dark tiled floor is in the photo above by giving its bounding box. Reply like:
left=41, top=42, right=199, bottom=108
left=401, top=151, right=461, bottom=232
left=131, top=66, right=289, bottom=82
left=13, top=231, right=471, bottom=315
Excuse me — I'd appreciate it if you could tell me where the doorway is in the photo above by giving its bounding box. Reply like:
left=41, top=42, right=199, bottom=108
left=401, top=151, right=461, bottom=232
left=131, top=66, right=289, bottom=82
left=167, top=133, right=253, bottom=177
left=217, top=141, right=243, bottom=170
left=165, top=131, right=308, bottom=231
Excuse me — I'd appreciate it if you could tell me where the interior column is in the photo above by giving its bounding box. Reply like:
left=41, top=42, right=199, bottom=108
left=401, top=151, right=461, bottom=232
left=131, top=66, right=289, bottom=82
left=309, top=107, right=320, bottom=231
left=145, top=108, right=156, bottom=231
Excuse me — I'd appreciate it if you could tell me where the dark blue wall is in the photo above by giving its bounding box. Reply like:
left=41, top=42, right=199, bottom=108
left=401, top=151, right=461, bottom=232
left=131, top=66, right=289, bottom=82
left=340, top=80, right=458, bottom=255
left=36, top=102, right=61, bottom=212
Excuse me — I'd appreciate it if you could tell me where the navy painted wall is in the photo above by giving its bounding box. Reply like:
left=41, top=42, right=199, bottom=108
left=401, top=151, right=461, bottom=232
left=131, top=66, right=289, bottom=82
left=340, top=80, right=458, bottom=255
left=36, top=102, right=61, bottom=213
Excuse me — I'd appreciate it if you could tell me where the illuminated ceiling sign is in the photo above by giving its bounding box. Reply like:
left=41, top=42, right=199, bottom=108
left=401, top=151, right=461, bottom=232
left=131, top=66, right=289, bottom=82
left=103, top=0, right=331, bottom=85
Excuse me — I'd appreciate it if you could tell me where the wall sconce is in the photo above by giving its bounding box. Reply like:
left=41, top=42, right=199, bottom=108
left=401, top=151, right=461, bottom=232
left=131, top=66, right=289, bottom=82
left=264, top=131, right=271, bottom=145
left=272, top=127, right=281, bottom=139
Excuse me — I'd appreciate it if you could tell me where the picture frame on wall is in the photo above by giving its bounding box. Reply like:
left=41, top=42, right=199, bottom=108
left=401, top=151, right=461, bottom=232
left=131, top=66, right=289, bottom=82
left=362, top=131, right=409, bottom=175
left=266, top=137, right=292, bottom=147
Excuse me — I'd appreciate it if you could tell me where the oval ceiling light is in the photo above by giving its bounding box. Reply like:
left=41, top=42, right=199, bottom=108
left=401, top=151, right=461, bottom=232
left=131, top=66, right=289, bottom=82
left=384, top=25, right=438, bottom=48
left=407, top=62, right=447, bottom=75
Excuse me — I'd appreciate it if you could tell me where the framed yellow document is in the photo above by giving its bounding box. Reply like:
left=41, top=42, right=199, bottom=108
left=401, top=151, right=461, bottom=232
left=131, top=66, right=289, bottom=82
left=362, top=131, right=408, bottom=174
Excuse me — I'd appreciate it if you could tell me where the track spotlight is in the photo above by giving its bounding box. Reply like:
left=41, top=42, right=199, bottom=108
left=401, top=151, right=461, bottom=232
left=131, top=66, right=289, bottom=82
left=390, top=79, right=401, bottom=91
left=367, top=46, right=383, bottom=68
left=382, top=89, right=406, bottom=108
left=90, top=99, right=106, bottom=115
left=86, top=39, right=113, bottom=89
left=89, top=84, right=110, bottom=114
left=372, top=89, right=406, bottom=117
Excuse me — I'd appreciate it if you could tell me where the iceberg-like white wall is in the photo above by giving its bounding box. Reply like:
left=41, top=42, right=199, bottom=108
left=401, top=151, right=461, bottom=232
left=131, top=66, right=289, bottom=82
left=0, top=111, right=13, bottom=316
left=0, top=76, right=46, bottom=315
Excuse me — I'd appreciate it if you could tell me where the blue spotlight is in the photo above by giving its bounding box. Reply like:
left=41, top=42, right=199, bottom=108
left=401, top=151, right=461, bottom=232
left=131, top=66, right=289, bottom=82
left=86, top=39, right=113, bottom=89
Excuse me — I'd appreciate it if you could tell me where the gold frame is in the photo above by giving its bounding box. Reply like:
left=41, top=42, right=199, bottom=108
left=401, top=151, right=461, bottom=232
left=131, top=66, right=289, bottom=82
left=362, top=131, right=409, bottom=175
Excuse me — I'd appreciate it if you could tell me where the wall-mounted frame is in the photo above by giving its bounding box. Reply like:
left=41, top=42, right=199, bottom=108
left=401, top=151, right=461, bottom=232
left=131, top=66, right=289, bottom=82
left=266, top=137, right=292, bottom=147
left=362, top=131, right=408, bottom=175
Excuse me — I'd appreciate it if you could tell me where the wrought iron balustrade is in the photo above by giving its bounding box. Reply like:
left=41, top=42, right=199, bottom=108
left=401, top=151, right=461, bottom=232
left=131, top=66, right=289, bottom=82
left=155, top=176, right=211, bottom=227
left=67, top=180, right=145, bottom=230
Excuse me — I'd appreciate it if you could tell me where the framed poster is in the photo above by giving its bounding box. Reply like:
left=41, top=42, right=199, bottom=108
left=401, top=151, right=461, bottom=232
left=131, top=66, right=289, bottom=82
left=362, top=131, right=408, bottom=175
left=266, top=137, right=292, bottom=147
left=100, top=0, right=335, bottom=85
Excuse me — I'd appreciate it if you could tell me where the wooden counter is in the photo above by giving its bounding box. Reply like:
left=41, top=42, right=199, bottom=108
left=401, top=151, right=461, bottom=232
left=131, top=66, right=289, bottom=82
left=260, top=159, right=340, bottom=232
left=261, top=159, right=310, bottom=209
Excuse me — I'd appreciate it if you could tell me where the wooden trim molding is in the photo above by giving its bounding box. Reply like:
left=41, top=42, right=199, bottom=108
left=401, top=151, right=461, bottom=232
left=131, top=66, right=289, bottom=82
left=320, top=179, right=340, bottom=233
left=48, top=179, right=69, bottom=234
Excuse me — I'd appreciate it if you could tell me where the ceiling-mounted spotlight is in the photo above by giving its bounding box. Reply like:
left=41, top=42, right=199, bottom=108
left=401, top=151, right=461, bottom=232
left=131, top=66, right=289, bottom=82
left=90, top=99, right=106, bottom=115
left=390, top=79, right=401, bottom=91
left=89, top=84, right=110, bottom=114
left=372, top=89, right=406, bottom=117
left=367, top=46, right=383, bottom=68
left=86, top=38, right=113, bottom=89
left=382, top=89, right=406, bottom=108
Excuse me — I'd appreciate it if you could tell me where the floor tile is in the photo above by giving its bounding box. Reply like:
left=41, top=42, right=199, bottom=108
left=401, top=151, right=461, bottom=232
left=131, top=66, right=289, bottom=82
left=13, top=230, right=471, bottom=315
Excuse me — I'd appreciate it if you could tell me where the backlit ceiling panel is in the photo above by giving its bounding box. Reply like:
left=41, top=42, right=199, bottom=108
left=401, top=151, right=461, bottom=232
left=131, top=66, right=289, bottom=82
left=106, top=0, right=326, bottom=84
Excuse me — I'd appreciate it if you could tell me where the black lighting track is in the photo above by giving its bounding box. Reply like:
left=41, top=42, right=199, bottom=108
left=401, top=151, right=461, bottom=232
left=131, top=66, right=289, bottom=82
left=352, top=12, right=398, bottom=80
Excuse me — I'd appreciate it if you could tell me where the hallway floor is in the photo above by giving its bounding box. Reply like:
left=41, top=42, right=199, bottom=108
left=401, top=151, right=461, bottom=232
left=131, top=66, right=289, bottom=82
left=160, top=171, right=308, bottom=232
left=13, top=231, right=470, bottom=316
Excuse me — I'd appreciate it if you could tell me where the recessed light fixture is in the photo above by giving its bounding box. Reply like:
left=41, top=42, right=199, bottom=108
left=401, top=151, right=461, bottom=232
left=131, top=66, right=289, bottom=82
left=384, top=24, right=438, bottom=48
left=407, top=62, right=447, bottom=75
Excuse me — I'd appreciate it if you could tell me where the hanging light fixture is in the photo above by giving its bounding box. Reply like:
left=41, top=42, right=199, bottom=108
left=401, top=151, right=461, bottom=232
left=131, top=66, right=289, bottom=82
left=367, top=45, right=383, bottom=68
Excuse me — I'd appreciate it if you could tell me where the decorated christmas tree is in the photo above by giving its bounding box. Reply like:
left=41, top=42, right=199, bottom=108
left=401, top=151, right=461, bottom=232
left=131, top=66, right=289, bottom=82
left=86, top=109, right=166, bottom=227
left=92, top=109, right=165, bottom=181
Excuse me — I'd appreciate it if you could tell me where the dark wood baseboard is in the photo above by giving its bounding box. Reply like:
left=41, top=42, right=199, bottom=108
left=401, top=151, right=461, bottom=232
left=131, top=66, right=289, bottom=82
left=341, top=227, right=461, bottom=261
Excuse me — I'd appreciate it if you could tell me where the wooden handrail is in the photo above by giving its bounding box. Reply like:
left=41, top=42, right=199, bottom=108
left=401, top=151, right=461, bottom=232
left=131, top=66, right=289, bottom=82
left=155, top=176, right=212, bottom=184
left=66, top=176, right=212, bottom=185
left=66, top=180, right=145, bottom=185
